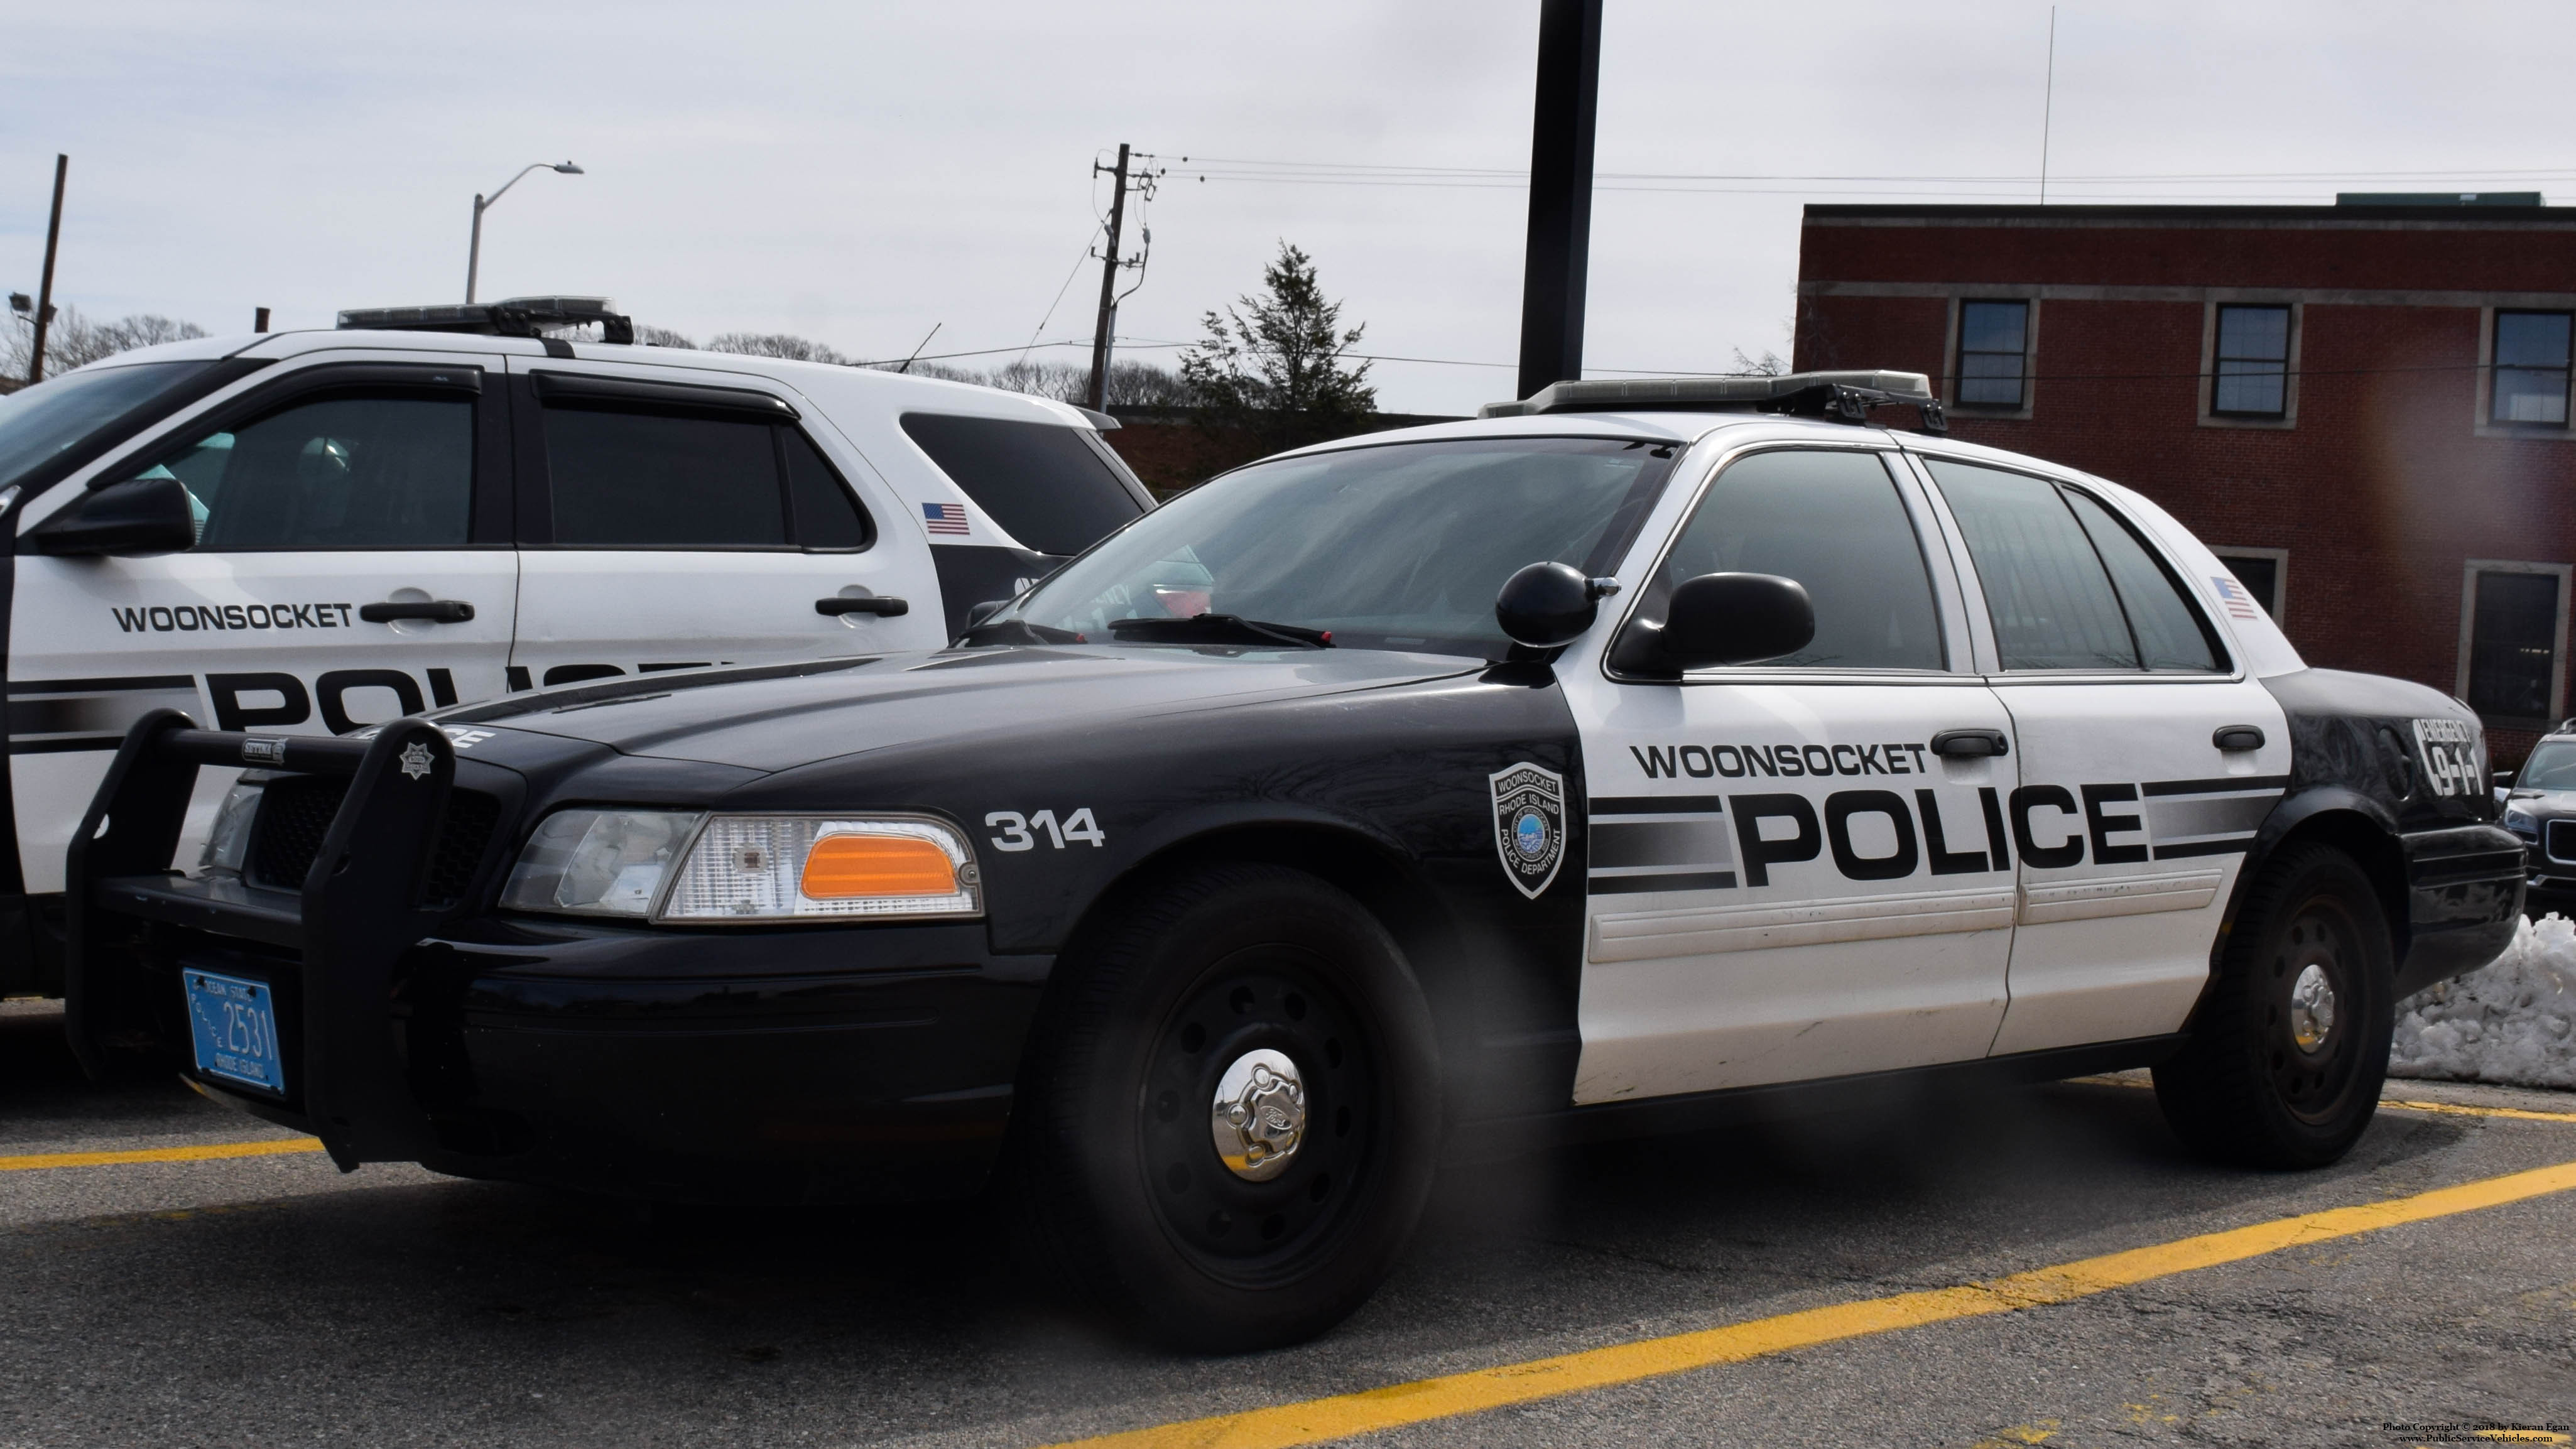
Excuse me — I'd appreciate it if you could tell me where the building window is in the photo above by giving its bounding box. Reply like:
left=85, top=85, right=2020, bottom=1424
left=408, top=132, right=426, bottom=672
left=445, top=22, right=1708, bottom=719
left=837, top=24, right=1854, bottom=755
left=2213, top=549, right=2286, bottom=619
left=2461, top=564, right=2568, bottom=723
left=1955, top=300, right=2030, bottom=408
left=2492, top=311, right=2572, bottom=426
left=2212, top=306, right=2291, bottom=418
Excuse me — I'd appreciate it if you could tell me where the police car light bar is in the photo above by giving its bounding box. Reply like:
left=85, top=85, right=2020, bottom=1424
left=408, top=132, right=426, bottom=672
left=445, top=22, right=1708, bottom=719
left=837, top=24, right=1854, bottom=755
left=1479, top=369, right=1945, bottom=434
left=337, top=296, right=636, bottom=345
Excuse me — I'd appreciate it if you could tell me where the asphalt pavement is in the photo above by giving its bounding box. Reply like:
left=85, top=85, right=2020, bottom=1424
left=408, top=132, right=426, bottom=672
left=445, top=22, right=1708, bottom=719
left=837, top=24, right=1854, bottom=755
left=3, top=997, right=2572, bottom=1449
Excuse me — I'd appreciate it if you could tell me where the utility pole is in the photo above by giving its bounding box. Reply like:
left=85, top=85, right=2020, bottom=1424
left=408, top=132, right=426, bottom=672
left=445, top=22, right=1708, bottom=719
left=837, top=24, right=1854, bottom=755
left=1516, top=0, right=1602, bottom=401
left=1085, top=144, right=1134, bottom=413
left=27, top=155, right=67, bottom=385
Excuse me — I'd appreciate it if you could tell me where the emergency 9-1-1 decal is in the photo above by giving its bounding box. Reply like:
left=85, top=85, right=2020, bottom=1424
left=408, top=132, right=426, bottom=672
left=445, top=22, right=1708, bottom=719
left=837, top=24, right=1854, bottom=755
left=2411, top=718, right=2480, bottom=797
left=1490, top=763, right=1567, bottom=899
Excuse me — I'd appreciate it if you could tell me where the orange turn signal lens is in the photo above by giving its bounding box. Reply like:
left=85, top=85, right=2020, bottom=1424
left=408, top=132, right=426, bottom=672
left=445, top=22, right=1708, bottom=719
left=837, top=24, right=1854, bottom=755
left=799, top=833, right=957, bottom=899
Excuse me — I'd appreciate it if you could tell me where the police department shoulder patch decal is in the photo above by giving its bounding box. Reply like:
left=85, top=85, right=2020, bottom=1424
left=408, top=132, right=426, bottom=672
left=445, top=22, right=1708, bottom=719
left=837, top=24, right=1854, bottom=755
left=1489, top=762, right=1567, bottom=899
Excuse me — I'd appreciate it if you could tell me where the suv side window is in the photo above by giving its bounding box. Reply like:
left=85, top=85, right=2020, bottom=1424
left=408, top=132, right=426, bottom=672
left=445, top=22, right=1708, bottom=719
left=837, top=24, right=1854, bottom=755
left=539, top=401, right=873, bottom=551
left=1926, top=459, right=2222, bottom=673
left=543, top=406, right=785, bottom=548
left=898, top=413, right=1144, bottom=556
left=1657, top=448, right=1944, bottom=670
left=137, top=394, right=474, bottom=551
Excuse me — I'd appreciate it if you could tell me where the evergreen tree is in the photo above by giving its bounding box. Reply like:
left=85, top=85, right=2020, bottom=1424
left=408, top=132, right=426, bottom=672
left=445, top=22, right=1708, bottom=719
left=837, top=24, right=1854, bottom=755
left=1180, top=242, right=1376, bottom=451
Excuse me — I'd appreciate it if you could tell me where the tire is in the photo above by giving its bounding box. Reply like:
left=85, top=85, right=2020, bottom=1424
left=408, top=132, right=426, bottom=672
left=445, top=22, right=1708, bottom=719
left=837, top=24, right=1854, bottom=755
left=2153, top=842, right=2396, bottom=1169
left=1013, top=863, right=1441, bottom=1352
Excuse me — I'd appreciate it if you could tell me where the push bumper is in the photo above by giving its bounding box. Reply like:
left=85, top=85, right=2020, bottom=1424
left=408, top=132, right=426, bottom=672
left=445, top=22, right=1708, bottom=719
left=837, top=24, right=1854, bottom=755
left=67, top=713, right=1043, bottom=1203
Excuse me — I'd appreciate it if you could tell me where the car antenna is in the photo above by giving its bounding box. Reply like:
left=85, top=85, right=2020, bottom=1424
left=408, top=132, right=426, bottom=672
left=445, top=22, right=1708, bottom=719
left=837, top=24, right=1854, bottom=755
left=896, top=323, right=942, bottom=374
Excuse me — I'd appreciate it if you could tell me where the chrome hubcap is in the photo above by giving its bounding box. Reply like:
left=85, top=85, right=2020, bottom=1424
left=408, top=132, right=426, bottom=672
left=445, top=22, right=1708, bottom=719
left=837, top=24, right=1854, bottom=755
left=2290, top=962, right=2337, bottom=1054
left=1209, top=1048, right=1305, bottom=1181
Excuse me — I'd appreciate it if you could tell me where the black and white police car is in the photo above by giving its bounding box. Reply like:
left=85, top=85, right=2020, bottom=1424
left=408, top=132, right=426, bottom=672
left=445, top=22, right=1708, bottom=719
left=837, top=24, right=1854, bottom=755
left=67, top=369, right=2523, bottom=1349
left=0, top=297, right=1152, bottom=998
left=2497, top=723, right=2576, bottom=912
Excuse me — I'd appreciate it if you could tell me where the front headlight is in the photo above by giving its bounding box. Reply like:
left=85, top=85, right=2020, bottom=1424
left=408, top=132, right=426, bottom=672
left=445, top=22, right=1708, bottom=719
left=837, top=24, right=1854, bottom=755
left=2506, top=806, right=2538, bottom=833
left=499, top=809, right=705, bottom=916
left=660, top=815, right=982, bottom=921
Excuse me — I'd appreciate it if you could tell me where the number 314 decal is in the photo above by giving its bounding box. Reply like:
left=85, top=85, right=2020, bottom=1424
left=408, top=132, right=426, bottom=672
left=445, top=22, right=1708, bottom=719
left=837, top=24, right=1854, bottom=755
left=986, top=808, right=1106, bottom=851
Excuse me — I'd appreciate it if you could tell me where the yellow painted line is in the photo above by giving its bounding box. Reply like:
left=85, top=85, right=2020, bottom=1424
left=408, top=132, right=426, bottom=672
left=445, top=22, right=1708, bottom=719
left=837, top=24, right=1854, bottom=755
left=2069, top=1075, right=2576, bottom=1124
left=2384, top=1099, right=2576, bottom=1124
left=0, top=1137, right=324, bottom=1171
left=1043, top=1159, right=2576, bottom=1449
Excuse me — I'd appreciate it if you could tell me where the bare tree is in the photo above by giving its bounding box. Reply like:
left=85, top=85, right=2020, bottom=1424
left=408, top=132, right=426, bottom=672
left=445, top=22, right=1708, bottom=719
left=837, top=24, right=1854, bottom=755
left=972, top=357, right=1187, bottom=408
left=657, top=328, right=1188, bottom=406
left=1729, top=347, right=1790, bottom=377
left=706, top=332, right=850, bottom=364
left=8, top=305, right=209, bottom=379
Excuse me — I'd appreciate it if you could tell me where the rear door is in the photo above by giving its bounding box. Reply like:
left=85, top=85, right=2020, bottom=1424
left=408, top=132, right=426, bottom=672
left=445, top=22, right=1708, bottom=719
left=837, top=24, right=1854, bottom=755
left=11, top=353, right=514, bottom=895
left=507, top=361, right=945, bottom=689
left=1914, top=456, right=2293, bottom=1055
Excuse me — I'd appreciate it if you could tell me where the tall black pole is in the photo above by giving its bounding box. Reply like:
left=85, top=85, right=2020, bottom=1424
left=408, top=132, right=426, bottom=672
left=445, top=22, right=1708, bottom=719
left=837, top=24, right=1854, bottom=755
left=27, top=155, right=67, bottom=385
left=1085, top=143, right=1132, bottom=413
left=1516, top=0, right=1601, bottom=401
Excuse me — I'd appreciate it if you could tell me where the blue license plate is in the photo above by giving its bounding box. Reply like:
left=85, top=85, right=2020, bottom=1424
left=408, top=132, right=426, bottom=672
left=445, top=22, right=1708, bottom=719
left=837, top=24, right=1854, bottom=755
left=181, top=967, right=286, bottom=1097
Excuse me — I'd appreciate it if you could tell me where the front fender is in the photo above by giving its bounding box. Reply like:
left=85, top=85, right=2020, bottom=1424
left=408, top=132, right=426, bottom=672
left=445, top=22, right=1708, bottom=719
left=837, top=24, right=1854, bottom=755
left=2224, top=786, right=2519, bottom=1001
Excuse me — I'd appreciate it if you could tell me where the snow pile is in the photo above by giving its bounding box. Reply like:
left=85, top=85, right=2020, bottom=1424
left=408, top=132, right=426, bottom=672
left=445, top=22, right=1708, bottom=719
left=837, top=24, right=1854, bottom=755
left=2390, top=913, right=2576, bottom=1088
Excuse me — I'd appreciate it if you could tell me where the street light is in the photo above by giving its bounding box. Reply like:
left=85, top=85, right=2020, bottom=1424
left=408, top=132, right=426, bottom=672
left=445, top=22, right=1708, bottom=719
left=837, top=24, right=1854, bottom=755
left=465, top=161, right=584, bottom=304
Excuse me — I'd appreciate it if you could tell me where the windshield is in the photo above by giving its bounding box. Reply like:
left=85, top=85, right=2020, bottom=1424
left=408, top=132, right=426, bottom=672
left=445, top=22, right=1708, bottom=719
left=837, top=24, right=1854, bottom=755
left=983, top=437, right=1673, bottom=658
left=0, top=361, right=216, bottom=496
left=2521, top=742, right=2576, bottom=790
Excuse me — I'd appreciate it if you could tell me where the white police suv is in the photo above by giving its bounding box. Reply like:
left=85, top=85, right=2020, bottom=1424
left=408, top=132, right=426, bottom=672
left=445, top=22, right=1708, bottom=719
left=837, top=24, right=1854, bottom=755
left=0, top=297, right=1151, bottom=995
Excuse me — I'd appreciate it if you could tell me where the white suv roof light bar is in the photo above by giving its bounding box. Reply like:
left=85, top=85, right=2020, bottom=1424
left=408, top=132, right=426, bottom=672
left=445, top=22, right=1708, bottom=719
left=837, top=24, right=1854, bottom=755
left=337, top=296, right=634, bottom=345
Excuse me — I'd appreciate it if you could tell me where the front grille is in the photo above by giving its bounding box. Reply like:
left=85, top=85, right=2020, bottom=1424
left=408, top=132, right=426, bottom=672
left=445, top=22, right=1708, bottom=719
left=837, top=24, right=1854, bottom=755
left=2550, top=819, right=2576, bottom=866
left=246, top=775, right=347, bottom=891
left=423, top=790, right=502, bottom=907
left=246, top=777, right=503, bottom=908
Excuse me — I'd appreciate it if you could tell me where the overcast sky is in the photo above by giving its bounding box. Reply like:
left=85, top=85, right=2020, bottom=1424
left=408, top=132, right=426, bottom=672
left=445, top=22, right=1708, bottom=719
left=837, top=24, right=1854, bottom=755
left=7, top=1, right=2575, bottom=415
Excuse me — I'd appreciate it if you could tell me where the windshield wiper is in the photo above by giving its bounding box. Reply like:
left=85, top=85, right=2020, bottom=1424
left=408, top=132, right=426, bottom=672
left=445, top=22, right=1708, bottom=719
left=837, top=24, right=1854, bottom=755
left=1106, top=613, right=1333, bottom=649
left=957, top=617, right=1087, bottom=648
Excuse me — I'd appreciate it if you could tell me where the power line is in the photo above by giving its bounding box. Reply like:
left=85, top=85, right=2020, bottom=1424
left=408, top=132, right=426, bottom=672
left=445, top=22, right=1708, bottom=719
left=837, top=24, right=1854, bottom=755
left=1166, top=153, right=2576, bottom=185
left=1016, top=230, right=1101, bottom=367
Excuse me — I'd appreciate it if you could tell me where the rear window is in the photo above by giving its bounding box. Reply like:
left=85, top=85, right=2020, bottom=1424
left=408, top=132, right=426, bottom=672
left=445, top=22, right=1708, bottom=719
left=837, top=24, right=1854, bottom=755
left=899, top=412, right=1143, bottom=556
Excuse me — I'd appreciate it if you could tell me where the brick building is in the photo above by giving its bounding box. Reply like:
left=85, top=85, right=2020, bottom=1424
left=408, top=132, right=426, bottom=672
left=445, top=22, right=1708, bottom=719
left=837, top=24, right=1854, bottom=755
left=1794, top=201, right=2576, bottom=760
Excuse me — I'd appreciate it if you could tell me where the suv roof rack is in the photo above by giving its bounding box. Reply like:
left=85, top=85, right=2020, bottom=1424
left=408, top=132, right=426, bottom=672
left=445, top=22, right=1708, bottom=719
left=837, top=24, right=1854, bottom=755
left=337, top=296, right=634, bottom=345
left=1479, top=369, right=1945, bottom=434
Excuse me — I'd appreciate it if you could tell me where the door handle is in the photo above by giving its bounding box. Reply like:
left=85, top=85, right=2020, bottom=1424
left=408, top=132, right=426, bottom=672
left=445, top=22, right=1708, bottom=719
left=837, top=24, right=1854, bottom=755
left=2212, top=724, right=2267, bottom=752
left=1930, top=727, right=2010, bottom=759
left=817, top=595, right=909, bottom=617
left=358, top=599, right=475, bottom=624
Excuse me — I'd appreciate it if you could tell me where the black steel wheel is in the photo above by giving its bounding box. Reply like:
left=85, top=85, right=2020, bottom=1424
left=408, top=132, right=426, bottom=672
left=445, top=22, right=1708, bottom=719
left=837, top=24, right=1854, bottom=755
left=2154, top=843, right=2394, bottom=1169
left=1013, top=863, right=1439, bottom=1350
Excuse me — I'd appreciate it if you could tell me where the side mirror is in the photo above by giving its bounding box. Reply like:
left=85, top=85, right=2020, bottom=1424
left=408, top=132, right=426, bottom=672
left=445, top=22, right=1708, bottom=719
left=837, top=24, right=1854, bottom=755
left=1611, top=572, right=1815, bottom=675
left=1495, top=561, right=1617, bottom=648
left=28, top=477, right=197, bottom=557
left=2495, top=770, right=2520, bottom=790
left=964, top=599, right=1011, bottom=630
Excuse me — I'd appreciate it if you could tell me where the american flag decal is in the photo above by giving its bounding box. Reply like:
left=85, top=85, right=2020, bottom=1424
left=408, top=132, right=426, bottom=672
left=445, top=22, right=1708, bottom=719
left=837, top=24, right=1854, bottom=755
left=922, top=502, right=969, bottom=535
left=2211, top=574, right=2262, bottom=621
